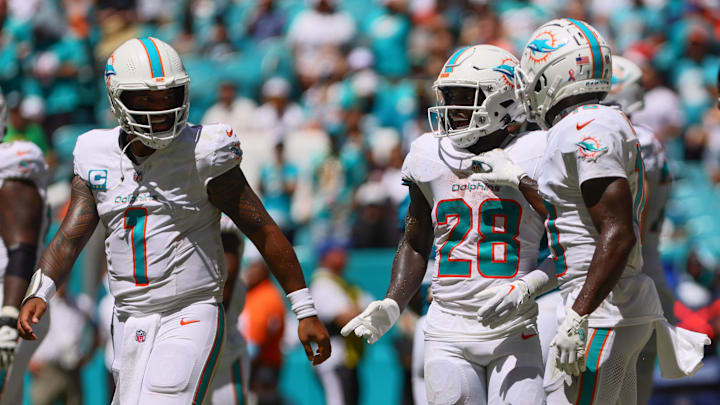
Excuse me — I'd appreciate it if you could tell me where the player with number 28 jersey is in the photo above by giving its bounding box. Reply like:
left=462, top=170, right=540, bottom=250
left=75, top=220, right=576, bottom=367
left=402, top=129, right=546, bottom=333
left=342, top=45, right=556, bottom=405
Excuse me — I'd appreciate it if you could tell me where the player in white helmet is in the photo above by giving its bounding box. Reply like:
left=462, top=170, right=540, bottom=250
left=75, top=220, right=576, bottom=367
left=472, top=19, right=708, bottom=405
left=341, top=44, right=556, bottom=404
left=16, top=37, right=330, bottom=405
left=0, top=88, right=50, bottom=404
left=602, top=55, right=675, bottom=405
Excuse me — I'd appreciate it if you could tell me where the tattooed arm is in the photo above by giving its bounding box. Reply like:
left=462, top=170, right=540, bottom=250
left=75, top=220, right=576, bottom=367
left=208, top=166, right=305, bottom=293
left=17, top=176, right=99, bottom=339
left=207, top=166, right=331, bottom=365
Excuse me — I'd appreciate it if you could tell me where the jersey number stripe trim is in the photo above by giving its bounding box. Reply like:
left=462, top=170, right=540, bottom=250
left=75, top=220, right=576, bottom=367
left=542, top=200, right=568, bottom=277
left=633, top=144, right=646, bottom=225
left=231, top=359, right=243, bottom=404
left=435, top=198, right=522, bottom=278
left=576, top=328, right=612, bottom=405
left=124, top=207, right=149, bottom=286
left=193, top=304, right=225, bottom=404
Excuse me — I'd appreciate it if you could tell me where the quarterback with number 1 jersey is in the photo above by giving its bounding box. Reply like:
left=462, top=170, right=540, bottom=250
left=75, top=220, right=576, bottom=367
left=73, top=122, right=239, bottom=403
left=18, top=37, right=330, bottom=405
left=72, top=123, right=241, bottom=316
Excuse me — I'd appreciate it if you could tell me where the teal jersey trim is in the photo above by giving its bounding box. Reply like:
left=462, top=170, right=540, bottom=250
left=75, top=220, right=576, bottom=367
left=577, top=328, right=611, bottom=405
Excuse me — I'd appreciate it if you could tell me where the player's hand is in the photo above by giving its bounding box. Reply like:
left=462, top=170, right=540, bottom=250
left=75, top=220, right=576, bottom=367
left=551, top=308, right=588, bottom=376
left=341, top=298, right=400, bottom=344
left=0, top=306, right=19, bottom=369
left=469, top=148, right=527, bottom=189
left=298, top=316, right=331, bottom=366
left=17, top=298, right=47, bottom=341
left=474, top=280, right=531, bottom=328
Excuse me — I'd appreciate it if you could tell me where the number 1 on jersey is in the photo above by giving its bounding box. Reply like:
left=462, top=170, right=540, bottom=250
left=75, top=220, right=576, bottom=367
left=124, top=207, right=149, bottom=286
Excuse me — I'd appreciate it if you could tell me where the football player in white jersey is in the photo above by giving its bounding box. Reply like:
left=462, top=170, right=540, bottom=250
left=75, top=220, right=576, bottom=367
left=0, top=88, right=50, bottom=404
left=602, top=55, right=674, bottom=405
left=472, top=19, right=708, bottom=405
left=16, top=37, right=330, bottom=405
left=341, top=45, right=556, bottom=405
left=210, top=215, right=249, bottom=405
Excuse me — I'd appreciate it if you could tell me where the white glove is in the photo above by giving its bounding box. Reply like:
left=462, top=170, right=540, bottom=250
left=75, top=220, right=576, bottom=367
left=469, top=148, right=527, bottom=189
left=551, top=308, right=589, bottom=376
left=340, top=298, right=400, bottom=344
left=0, top=306, right=19, bottom=370
left=474, top=279, right=531, bottom=328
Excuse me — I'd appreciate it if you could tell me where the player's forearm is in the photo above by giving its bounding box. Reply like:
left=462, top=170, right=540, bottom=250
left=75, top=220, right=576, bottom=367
left=37, top=225, right=96, bottom=287
left=250, top=226, right=307, bottom=294
left=571, top=227, right=635, bottom=316
left=0, top=180, right=44, bottom=308
left=385, top=237, right=429, bottom=311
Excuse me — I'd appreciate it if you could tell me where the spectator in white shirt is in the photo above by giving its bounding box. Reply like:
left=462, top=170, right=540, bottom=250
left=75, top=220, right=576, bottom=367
left=201, top=81, right=257, bottom=132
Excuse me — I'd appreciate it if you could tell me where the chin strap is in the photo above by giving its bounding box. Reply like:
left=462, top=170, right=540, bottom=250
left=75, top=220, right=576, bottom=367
left=110, top=136, right=141, bottom=191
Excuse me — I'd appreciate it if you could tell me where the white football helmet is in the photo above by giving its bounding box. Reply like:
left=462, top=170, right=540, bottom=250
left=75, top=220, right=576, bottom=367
left=428, top=45, right=524, bottom=149
left=603, top=55, right=644, bottom=115
left=105, top=37, right=190, bottom=149
left=515, top=19, right=612, bottom=129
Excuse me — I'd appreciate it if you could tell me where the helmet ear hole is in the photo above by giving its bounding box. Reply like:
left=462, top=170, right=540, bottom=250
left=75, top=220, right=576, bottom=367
left=499, top=100, right=514, bottom=108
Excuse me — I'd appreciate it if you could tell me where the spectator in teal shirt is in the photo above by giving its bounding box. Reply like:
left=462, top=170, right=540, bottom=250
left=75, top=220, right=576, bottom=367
left=260, top=142, right=299, bottom=243
left=366, top=0, right=411, bottom=79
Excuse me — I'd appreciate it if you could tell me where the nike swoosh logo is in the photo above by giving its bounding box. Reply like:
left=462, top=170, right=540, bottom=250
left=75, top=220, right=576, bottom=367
left=180, top=318, right=200, bottom=326
left=226, top=129, right=233, bottom=137
left=506, top=285, right=515, bottom=296
left=16, top=151, right=30, bottom=156
left=521, top=332, right=537, bottom=340
left=576, top=119, right=594, bottom=131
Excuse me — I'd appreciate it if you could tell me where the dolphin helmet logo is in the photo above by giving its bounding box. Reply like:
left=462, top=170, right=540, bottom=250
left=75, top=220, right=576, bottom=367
left=105, top=64, right=116, bottom=79
left=492, top=58, right=517, bottom=87
left=527, top=31, right=567, bottom=64
left=493, top=64, right=515, bottom=80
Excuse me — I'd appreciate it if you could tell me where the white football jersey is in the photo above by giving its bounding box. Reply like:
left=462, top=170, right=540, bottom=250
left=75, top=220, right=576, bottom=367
left=0, top=140, right=48, bottom=290
left=539, top=105, right=662, bottom=327
left=73, top=124, right=242, bottom=316
left=402, top=131, right=546, bottom=336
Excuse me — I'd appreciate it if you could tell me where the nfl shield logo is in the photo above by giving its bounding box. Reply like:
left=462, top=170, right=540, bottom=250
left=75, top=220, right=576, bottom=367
left=135, top=329, right=146, bottom=343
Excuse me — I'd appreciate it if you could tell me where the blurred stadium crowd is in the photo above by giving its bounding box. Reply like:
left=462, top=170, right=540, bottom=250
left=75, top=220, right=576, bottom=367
left=4, top=0, right=720, bottom=404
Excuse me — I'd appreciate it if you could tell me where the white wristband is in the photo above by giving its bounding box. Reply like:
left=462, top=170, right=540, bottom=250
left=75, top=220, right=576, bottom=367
left=287, top=288, right=318, bottom=320
left=22, top=269, right=56, bottom=305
